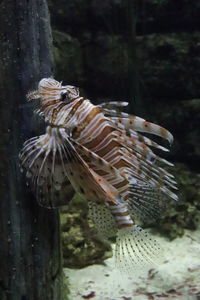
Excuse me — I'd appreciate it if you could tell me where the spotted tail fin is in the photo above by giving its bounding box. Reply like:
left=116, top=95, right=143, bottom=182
left=108, top=200, right=163, bottom=272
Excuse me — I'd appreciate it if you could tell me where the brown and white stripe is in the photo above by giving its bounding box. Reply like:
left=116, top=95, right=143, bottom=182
left=36, top=78, right=178, bottom=209
left=109, top=201, right=134, bottom=228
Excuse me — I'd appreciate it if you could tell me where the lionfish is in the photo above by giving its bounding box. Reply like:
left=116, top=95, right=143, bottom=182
left=19, top=78, right=178, bottom=271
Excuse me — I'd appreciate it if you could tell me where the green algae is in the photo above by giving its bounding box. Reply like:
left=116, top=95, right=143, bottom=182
left=61, top=195, right=112, bottom=268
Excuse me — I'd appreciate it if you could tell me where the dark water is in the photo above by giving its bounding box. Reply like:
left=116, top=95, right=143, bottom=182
left=48, top=1, right=200, bottom=299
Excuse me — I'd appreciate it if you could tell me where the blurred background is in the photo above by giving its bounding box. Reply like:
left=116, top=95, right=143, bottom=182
left=46, top=0, right=200, bottom=270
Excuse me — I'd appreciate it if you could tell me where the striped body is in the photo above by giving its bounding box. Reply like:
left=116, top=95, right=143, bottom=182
left=37, top=88, right=136, bottom=227
left=20, top=78, right=177, bottom=270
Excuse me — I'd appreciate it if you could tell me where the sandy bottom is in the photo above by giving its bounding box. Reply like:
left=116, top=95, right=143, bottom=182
left=64, top=229, right=200, bottom=300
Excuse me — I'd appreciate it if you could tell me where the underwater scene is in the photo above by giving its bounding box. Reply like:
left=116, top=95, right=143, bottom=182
left=0, top=1, right=200, bottom=300
left=49, top=1, right=200, bottom=299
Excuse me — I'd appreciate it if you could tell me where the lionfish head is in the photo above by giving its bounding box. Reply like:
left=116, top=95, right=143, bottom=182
left=26, top=77, right=79, bottom=104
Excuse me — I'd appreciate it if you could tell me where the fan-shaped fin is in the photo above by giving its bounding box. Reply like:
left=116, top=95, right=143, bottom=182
left=20, top=126, right=121, bottom=207
left=115, top=225, right=163, bottom=273
left=88, top=202, right=117, bottom=238
left=19, top=130, right=75, bottom=208
left=110, top=132, right=178, bottom=200
left=126, top=184, right=166, bottom=221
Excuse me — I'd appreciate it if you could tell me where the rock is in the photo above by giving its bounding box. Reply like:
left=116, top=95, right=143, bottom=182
left=52, top=29, right=130, bottom=99
left=145, top=98, right=200, bottom=167
left=61, top=195, right=112, bottom=268
left=49, top=0, right=200, bottom=36
left=137, top=0, right=200, bottom=34
left=53, top=29, right=200, bottom=102
left=48, top=0, right=89, bottom=35
left=53, top=30, right=84, bottom=86
left=137, top=32, right=200, bottom=101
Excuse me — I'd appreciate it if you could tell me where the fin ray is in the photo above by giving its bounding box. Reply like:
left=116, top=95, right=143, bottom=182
left=115, top=225, right=162, bottom=273
left=88, top=202, right=117, bottom=238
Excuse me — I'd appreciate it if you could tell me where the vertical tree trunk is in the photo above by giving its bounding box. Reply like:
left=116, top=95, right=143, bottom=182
left=0, top=1, right=64, bottom=299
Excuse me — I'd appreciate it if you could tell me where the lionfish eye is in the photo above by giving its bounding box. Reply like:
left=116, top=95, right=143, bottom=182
left=60, top=92, right=68, bottom=101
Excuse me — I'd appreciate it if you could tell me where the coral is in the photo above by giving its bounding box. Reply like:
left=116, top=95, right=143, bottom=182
left=61, top=195, right=112, bottom=268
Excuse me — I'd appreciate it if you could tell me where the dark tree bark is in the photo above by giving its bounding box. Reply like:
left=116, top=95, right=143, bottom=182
left=0, top=1, right=64, bottom=299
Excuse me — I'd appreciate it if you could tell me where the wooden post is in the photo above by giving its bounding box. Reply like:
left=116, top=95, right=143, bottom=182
left=0, top=1, right=64, bottom=299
